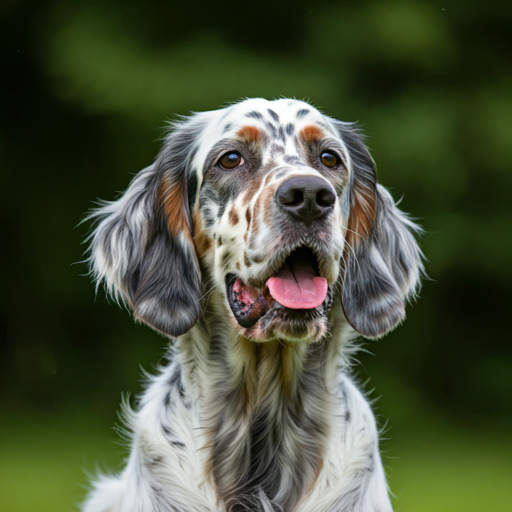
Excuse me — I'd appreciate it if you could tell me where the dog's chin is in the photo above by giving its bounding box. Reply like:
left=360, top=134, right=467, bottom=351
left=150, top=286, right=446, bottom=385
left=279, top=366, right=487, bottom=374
left=225, top=247, right=335, bottom=343
left=240, top=306, right=331, bottom=343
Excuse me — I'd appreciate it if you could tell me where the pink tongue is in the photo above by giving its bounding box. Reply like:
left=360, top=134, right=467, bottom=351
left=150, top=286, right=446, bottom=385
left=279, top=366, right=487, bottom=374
left=266, top=260, right=328, bottom=309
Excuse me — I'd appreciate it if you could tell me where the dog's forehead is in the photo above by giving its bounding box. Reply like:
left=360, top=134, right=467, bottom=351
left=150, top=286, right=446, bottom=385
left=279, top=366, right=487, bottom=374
left=220, top=98, right=329, bottom=135
left=223, top=98, right=323, bottom=124
left=192, top=99, right=334, bottom=175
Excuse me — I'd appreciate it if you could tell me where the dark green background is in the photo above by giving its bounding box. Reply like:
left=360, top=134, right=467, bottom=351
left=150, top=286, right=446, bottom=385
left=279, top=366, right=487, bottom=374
left=2, top=1, right=511, bottom=511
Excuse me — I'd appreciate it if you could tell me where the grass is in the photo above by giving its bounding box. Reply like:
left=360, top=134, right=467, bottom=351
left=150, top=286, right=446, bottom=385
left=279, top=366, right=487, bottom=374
left=384, top=428, right=512, bottom=512
left=0, top=411, right=124, bottom=512
left=0, top=411, right=511, bottom=512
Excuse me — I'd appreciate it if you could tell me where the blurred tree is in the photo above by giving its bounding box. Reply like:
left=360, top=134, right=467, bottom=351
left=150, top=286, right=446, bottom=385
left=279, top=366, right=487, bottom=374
left=2, top=0, right=511, bottom=426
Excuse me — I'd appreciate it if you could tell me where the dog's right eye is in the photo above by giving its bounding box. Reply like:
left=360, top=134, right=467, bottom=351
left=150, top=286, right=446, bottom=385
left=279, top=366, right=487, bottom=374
left=218, top=152, right=243, bottom=170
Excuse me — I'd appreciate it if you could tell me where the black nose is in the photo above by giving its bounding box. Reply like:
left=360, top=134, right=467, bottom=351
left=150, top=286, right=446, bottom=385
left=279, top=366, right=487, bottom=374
left=276, top=175, right=336, bottom=225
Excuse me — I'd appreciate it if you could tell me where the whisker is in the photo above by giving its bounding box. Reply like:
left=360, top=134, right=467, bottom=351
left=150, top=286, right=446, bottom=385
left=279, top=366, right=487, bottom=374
left=198, top=284, right=215, bottom=302
left=343, top=227, right=363, bottom=239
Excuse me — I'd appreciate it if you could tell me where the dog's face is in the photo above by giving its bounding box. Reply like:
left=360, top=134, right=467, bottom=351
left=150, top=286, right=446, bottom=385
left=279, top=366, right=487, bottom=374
left=193, top=99, right=348, bottom=341
left=89, top=99, right=423, bottom=342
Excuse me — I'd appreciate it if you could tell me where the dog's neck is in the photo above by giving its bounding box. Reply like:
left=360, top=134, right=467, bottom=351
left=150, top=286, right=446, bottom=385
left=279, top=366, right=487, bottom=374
left=180, top=291, right=348, bottom=511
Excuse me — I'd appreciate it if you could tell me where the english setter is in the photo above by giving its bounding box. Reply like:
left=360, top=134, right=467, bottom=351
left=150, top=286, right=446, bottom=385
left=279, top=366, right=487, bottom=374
left=84, top=98, right=423, bottom=512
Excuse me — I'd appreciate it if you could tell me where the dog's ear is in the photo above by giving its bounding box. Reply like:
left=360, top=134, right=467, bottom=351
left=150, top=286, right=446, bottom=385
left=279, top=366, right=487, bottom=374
left=88, top=118, right=204, bottom=337
left=336, top=123, right=424, bottom=339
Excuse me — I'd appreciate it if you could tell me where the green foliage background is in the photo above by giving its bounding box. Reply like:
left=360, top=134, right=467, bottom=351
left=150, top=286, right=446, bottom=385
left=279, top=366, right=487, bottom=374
left=1, top=1, right=511, bottom=510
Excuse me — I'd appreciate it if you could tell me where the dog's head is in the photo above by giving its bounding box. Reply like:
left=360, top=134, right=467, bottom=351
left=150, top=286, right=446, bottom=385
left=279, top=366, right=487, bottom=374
left=89, top=99, right=423, bottom=342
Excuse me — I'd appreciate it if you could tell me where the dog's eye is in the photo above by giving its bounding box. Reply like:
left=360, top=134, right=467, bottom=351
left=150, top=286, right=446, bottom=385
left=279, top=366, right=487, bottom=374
left=320, top=151, right=339, bottom=168
left=219, top=152, right=243, bottom=170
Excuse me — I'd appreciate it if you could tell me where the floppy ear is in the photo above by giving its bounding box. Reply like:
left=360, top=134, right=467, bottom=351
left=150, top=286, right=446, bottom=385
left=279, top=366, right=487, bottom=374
left=88, top=118, right=203, bottom=337
left=337, top=124, right=424, bottom=339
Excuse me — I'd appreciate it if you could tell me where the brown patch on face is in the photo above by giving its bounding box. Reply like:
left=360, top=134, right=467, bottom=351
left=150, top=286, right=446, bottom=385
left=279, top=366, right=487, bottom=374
left=346, top=182, right=376, bottom=247
left=236, top=262, right=241, bottom=271
left=192, top=209, right=212, bottom=257
left=158, top=176, right=190, bottom=240
left=218, top=236, right=223, bottom=246
left=299, top=125, right=324, bottom=145
left=228, top=206, right=239, bottom=226
left=242, top=176, right=262, bottom=206
left=244, top=208, right=252, bottom=242
left=237, top=125, right=263, bottom=144
left=262, top=184, right=276, bottom=227
left=244, top=252, right=252, bottom=267
left=249, top=194, right=261, bottom=246
left=252, top=253, right=264, bottom=264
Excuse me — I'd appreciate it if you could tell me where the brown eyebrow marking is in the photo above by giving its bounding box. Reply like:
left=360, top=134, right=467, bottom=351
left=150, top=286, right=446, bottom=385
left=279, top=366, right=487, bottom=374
left=237, top=125, right=264, bottom=144
left=299, top=125, right=324, bottom=144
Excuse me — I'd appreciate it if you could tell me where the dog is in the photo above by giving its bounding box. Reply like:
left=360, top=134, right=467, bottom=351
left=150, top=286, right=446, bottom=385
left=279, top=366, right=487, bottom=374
left=83, top=98, right=423, bottom=512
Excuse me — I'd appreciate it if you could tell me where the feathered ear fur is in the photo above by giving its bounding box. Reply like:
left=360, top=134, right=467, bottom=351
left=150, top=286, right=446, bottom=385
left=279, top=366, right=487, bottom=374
left=337, top=123, right=424, bottom=339
left=88, top=118, right=204, bottom=337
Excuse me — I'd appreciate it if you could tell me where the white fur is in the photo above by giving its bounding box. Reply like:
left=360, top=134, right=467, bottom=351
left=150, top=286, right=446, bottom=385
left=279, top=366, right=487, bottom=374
left=82, top=312, right=393, bottom=512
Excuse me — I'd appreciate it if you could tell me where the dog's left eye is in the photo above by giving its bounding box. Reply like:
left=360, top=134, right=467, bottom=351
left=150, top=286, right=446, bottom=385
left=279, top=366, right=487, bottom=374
left=320, top=151, right=340, bottom=168
left=219, top=152, right=243, bottom=169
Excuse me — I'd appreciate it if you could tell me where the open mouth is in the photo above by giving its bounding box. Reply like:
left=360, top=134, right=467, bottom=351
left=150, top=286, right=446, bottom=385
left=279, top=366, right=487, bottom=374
left=226, top=247, right=329, bottom=328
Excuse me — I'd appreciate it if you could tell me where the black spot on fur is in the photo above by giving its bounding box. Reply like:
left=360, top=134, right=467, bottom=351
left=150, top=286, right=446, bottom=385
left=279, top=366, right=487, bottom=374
left=215, top=188, right=238, bottom=220
left=162, top=424, right=186, bottom=449
left=270, top=144, right=285, bottom=156
left=265, top=122, right=277, bottom=138
left=203, top=209, right=215, bottom=228
left=278, top=125, right=286, bottom=142
left=168, top=365, right=185, bottom=399
left=267, top=109, right=280, bottom=122
left=247, top=111, right=264, bottom=120
left=296, top=108, right=310, bottom=119
left=146, top=456, right=163, bottom=468
left=221, top=249, right=233, bottom=271
left=283, top=155, right=300, bottom=165
left=187, top=172, right=198, bottom=221
left=285, top=123, right=295, bottom=136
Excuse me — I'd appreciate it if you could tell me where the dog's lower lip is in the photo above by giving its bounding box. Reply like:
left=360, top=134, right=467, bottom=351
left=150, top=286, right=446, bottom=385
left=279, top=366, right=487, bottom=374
left=226, top=274, right=271, bottom=328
